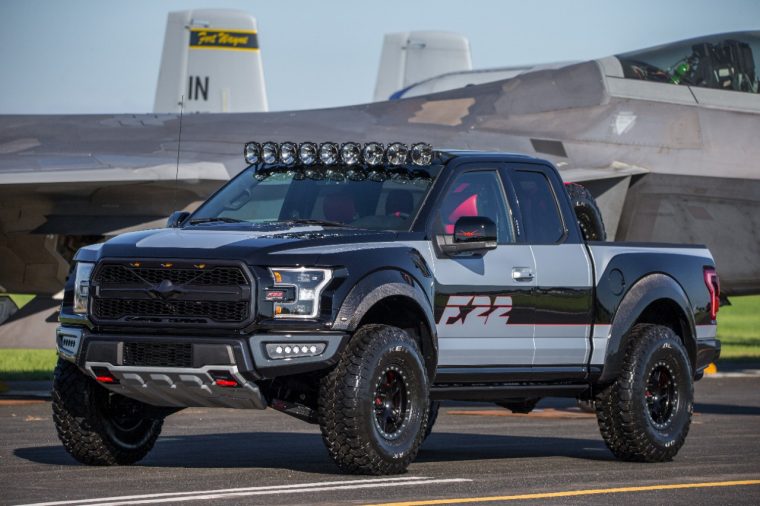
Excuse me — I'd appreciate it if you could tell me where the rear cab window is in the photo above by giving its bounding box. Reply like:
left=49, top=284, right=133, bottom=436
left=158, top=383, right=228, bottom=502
left=509, top=169, right=566, bottom=244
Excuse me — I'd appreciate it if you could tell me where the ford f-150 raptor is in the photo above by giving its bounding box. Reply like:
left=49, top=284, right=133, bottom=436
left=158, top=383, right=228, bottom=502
left=53, top=141, right=721, bottom=474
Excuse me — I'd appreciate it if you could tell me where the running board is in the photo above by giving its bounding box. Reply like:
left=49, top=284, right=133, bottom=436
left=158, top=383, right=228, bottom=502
left=430, top=383, right=589, bottom=401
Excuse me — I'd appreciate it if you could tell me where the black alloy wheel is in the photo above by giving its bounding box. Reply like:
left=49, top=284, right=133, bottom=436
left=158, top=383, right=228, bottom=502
left=373, top=367, right=411, bottom=439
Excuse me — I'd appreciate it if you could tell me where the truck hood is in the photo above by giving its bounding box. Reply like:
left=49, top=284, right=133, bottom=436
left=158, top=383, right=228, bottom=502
left=75, top=224, right=399, bottom=266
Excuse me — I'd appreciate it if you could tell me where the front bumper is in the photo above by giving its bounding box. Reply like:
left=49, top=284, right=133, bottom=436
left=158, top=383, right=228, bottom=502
left=56, top=325, right=348, bottom=409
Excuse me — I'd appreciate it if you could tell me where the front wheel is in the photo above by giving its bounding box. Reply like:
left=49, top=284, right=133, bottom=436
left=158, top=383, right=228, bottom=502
left=318, top=324, right=429, bottom=475
left=595, top=324, right=693, bottom=462
left=52, top=359, right=164, bottom=465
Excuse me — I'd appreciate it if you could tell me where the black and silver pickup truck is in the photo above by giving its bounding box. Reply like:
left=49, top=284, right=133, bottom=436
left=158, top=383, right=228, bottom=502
left=53, top=142, right=721, bottom=474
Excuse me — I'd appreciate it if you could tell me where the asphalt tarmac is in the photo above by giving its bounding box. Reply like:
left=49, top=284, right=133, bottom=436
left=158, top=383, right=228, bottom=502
left=1, top=375, right=759, bottom=506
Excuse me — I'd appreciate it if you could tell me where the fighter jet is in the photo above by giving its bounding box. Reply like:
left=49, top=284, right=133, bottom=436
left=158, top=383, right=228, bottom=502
left=1, top=25, right=759, bottom=332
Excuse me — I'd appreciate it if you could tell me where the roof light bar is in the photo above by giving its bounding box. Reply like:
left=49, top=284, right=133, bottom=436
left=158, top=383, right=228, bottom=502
left=319, top=142, right=339, bottom=165
left=411, top=143, right=433, bottom=166
left=261, top=142, right=279, bottom=164
left=243, top=142, right=434, bottom=167
left=299, top=142, right=318, bottom=165
left=386, top=142, right=409, bottom=166
left=362, top=142, right=384, bottom=166
left=244, top=142, right=261, bottom=164
left=340, top=142, right=361, bottom=166
left=280, top=142, right=297, bottom=165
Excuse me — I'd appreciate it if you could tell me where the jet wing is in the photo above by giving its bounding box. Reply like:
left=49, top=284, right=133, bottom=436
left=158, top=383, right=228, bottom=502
left=558, top=163, right=649, bottom=183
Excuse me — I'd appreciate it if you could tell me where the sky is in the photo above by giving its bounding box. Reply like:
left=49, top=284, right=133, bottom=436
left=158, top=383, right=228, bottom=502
left=1, top=0, right=758, bottom=114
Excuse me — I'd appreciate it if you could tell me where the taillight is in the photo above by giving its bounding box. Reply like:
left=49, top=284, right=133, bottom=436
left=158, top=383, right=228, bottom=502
left=703, top=267, right=720, bottom=321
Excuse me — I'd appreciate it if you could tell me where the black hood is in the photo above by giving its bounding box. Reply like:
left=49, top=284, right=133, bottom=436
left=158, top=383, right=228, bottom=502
left=76, top=224, right=399, bottom=267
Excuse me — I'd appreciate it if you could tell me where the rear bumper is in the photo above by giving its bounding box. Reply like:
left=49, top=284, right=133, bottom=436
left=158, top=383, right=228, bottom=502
left=56, top=325, right=348, bottom=409
left=696, top=338, right=721, bottom=377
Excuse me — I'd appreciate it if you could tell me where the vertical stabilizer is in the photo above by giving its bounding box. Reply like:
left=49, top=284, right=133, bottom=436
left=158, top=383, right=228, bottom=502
left=373, top=31, right=472, bottom=101
left=154, top=9, right=268, bottom=113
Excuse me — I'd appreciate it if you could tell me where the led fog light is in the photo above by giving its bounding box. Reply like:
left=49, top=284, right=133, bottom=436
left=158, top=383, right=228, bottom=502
left=266, top=342, right=326, bottom=359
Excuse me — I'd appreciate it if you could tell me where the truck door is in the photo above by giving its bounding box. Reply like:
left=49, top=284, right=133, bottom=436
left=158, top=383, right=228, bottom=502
left=430, top=166, right=536, bottom=367
left=504, top=165, right=594, bottom=367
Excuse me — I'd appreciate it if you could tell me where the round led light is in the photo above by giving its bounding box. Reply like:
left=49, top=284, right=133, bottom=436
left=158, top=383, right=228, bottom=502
left=340, top=142, right=361, bottom=166
left=280, top=142, right=297, bottom=165
left=275, top=346, right=283, bottom=354
left=362, top=142, right=384, bottom=166
left=310, top=345, right=317, bottom=353
left=299, top=142, right=318, bottom=165
left=386, top=142, right=409, bottom=166
left=410, top=143, right=433, bottom=166
left=244, top=142, right=261, bottom=164
left=262, top=142, right=279, bottom=164
left=301, top=346, right=308, bottom=353
left=319, top=143, right=339, bottom=165
left=284, top=346, right=292, bottom=354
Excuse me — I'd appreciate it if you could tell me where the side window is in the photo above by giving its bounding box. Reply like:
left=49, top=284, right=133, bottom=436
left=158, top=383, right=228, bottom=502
left=511, top=170, right=565, bottom=244
left=435, top=171, right=514, bottom=244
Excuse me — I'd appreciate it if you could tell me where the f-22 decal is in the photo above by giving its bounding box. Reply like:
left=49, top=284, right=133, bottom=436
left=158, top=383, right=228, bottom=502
left=439, top=295, right=512, bottom=325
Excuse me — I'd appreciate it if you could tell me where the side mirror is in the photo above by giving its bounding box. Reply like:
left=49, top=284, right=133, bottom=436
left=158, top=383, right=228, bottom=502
left=439, top=216, right=498, bottom=256
left=166, top=211, right=190, bottom=228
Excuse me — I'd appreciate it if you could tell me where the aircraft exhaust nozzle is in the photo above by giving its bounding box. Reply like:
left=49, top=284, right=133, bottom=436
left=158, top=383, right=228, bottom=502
left=154, top=9, right=268, bottom=113
left=373, top=31, right=472, bottom=102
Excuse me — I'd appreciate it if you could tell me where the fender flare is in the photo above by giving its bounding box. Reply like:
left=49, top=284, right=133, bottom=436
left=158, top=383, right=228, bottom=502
left=598, top=273, right=696, bottom=383
left=332, top=269, right=437, bottom=375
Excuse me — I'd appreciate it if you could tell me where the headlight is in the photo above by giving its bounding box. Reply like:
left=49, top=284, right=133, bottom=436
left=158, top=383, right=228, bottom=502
left=73, top=262, right=94, bottom=314
left=268, top=268, right=332, bottom=318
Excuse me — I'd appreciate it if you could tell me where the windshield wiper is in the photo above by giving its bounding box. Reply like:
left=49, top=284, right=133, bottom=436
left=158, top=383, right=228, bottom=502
left=284, top=219, right=355, bottom=228
left=188, top=217, right=247, bottom=225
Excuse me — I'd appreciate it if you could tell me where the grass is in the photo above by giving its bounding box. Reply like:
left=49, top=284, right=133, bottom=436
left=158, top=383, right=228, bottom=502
left=0, top=297, right=757, bottom=383
left=0, top=349, right=58, bottom=381
left=717, top=295, right=760, bottom=361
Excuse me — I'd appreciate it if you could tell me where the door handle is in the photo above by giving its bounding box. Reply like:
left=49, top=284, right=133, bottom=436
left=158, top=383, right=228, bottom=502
left=512, top=267, right=534, bottom=282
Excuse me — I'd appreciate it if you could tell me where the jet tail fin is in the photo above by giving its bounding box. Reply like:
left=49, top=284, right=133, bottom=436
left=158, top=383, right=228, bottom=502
left=154, top=9, right=268, bottom=113
left=373, top=31, right=472, bottom=102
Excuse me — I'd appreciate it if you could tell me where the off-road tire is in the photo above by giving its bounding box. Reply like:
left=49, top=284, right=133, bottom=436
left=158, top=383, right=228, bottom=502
left=52, top=358, right=164, bottom=465
left=595, top=324, right=693, bottom=462
left=424, top=401, right=440, bottom=440
left=318, top=324, right=429, bottom=475
left=566, top=183, right=606, bottom=241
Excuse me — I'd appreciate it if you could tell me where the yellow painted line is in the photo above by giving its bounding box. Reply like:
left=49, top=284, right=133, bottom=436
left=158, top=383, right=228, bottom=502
left=365, top=479, right=760, bottom=506
left=189, top=46, right=260, bottom=52
left=189, top=28, right=258, bottom=34
left=705, top=362, right=718, bottom=374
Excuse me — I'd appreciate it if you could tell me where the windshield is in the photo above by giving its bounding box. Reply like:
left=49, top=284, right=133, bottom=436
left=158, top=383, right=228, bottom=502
left=189, top=164, right=442, bottom=231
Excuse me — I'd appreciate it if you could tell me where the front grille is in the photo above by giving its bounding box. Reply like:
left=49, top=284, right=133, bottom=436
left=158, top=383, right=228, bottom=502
left=91, top=261, right=252, bottom=327
left=123, top=342, right=193, bottom=367
left=98, top=265, right=247, bottom=286
left=94, top=298, right=249, bottom=322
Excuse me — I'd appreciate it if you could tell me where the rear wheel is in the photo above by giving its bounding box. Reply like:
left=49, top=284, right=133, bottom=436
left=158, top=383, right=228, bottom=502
left=52, top=358, right=164, bottom=465
left=318, top=324, right=429, bottom=474
left=595, top=324, right=693, bottom=462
